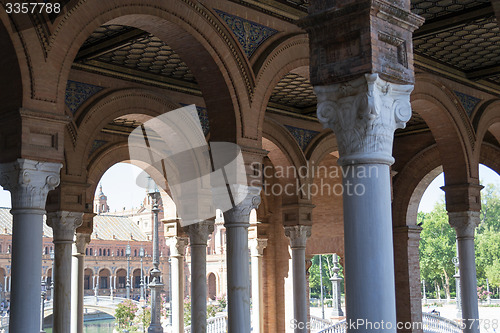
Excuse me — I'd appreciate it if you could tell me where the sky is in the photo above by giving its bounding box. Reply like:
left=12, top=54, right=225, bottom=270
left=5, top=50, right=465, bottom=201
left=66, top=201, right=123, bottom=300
left=0, top=163, right=499, bottom=212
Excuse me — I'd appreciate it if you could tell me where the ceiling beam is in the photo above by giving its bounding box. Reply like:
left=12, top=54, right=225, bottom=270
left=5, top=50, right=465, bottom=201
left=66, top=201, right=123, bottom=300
left=413, top=4, right=494, bottom=38
left=466, top=64, right=500, bottom=81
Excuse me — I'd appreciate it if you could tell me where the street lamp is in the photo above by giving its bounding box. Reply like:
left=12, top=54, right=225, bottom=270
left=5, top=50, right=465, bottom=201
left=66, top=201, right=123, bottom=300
left=40, top=279, right=47, bottom=333
left=50, top=249, right=55, bottom=299
left=147, top=176, right=163, bottom=333
left=140, top=247, right=145, bottom=302
left=126, top=244, right=131, bottom=299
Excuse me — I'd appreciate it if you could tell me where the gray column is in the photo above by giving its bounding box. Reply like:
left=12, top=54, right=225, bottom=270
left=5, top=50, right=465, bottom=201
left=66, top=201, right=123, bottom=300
left=285, top=226, right=311, bottom=333
left=222, top=186, right=261, bottom=333
left=249, top=238, right=267, bottom=333
left=449, top=211, right=480, bottom=333
left=315, top=74, right=413, bottom=333
left=167, top=236, right=188, bottom=333
left=184, top=221, right=215, bottom=333
left=47, top=211, right=83, bottom=333
left=0, top=159, right=61, bottom=333
left=71, top=232, right=90, bottom=333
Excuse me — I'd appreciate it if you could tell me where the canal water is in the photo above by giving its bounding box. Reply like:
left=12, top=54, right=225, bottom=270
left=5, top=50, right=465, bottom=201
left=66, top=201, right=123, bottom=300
left=45, top=318, right=115, bottom=333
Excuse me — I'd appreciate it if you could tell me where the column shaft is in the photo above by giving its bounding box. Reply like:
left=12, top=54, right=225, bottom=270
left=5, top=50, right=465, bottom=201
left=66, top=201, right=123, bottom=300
left=0, top=159, right=61, bottom=333
left=168, top=237, right=188, bottom=333
left=249, top=239, right=267, bottom=333
left=71, top=233, right=90, bottom=333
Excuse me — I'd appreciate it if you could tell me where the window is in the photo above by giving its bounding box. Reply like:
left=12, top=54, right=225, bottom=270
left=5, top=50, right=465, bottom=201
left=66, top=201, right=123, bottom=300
left=89, top=248, right=93, bottom=256
left=99, top=249, right=102, bottom=256
left=100, top=276, right=108, bottom=289
left=107, top=249, right=110, bottom=256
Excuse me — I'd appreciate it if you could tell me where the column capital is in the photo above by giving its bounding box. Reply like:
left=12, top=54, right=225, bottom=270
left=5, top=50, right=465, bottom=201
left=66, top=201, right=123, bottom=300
left=167, top=236, right=189, bottom=257
left=221, top=185, right=261, bottom=226
left=74, top=232, right=91, bottom=254
left=249, top=238, right=268, bottom=257
left=184, top=220, right=215, bottom=245
left=284, top=225, right=311, bottom=249
left=0, top=159, right=61, bottom=210
left=47, top=211, right=83, bottom=242
left=314, top=74, right=413, bottom=166
left=448, top=211, right=480, bottom=239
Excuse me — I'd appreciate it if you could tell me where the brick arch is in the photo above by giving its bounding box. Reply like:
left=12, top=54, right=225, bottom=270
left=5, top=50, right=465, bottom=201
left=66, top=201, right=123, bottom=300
left=65, top=88, right=179, bottom=177
left=412, top=74, right=477, bottom=185
left=479, top=143, right=500, bottom=176
left=473, top=99, right=500, bottom=156
left=305, top=130, right=338, bottom=166
left=0, top=17, right=24, bottom=163
left=262, top=118, right=310, bottom=203
left=45, top=0, right=248, bottom=142
left=86, top=141, right=169, bottom=209
left=392, top=144, right=442, bottom=228
left=253, top=34, right=310, bottom=141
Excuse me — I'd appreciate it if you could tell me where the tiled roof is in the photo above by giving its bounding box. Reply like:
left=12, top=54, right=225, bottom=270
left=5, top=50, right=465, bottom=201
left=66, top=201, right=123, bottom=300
left=0, top=208, right=148, bottom=241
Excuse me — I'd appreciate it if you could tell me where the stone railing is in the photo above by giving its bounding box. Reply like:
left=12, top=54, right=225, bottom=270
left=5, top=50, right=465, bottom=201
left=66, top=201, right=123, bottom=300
left=310, top=315, right=334, bottom=332
left=184, top=314, right=228, bottom=333
left=316, top=319, right=347, bottom=333
left=422, top=312, right=463, bottom=333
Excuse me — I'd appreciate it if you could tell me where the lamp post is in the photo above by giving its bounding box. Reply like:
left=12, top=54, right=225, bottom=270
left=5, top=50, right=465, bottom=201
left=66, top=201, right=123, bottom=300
left=40, top=279, right=46, bottom=333
left=453, top=240, right=462, bottom=318
left=140, top=247, right=145, bottom=302
left=319, top=255, right=324, bottom=320
left=147, top=176, right=163, bottom=333
left=126, top=244, right=131, bottom=299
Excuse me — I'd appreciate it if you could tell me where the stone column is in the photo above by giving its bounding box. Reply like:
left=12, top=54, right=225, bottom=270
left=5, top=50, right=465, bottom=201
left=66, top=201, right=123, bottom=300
left=71, top=232, right=90, bottom=333
left=0, top=159, right=61, bottom=332
left=184, top=221, right=215, bottom=333
left=47, top=211, right=83, bottom=333
left=449, top=211, right=480, bottom=333
left=249, top=238, right=267, bottom=333
left=167, top=236, right=188, bottom=333
left=285, top=225, right=311, bottom=333
left=222, top=186, right=261, bottom=333
left=314, top=74, right=414, bottom=333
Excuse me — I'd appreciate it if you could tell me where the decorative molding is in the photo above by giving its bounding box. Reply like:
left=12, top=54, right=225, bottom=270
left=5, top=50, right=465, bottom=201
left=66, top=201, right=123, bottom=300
left=89, top=140, right=109, bottom=157
left=453, top=91, right=481, bottom=117
left=74, top=232, right=91, bottom=254
left=184, top=220, right=215, bottom=245
left=448, top=211, right=480, bottom=239
left=214, top=9, right=278, bottom=58
left=314, top=73, right=413, bottom=165
left=283, top=125, right=319, bottom=151
left=65, top=80, right=104, bottom=115
left=219, top=185, right=262, bottom=226
left=0, top=159, right=62, bottom=210
left=180, top=104, right=210, bottom=136
left=284, top=225, right=311, bottom=249
left=47, top=211, right=84, bottom=242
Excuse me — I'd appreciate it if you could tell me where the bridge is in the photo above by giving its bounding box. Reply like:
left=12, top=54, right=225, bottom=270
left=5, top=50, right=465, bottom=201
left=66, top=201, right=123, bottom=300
left=44, top=296, right=139, bottom=318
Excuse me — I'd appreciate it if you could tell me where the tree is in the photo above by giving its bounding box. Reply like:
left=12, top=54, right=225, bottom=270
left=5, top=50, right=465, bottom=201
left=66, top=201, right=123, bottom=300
left=309, top=254, right=344, bottom=299
left=419, top=202, right=456, bottom=300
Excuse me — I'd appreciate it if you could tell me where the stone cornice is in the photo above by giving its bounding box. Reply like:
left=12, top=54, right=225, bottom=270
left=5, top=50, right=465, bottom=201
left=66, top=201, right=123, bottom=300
left=315, top=74, right=413, bottom=165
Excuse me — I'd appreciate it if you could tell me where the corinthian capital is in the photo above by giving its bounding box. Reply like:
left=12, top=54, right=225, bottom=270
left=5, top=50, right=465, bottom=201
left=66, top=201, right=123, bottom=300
left=314, top=74, right=413, bottom=165
left=448, top=211, right=480, bottom=239
left=184, top=220, right=215, bottom=246
left=285, top=225, right=311, bottom=249
left=167, top=236, right=189, bottom=257
left=47, top=211, right=83, bottom=242
left=0, top=159, right=62, bottom=210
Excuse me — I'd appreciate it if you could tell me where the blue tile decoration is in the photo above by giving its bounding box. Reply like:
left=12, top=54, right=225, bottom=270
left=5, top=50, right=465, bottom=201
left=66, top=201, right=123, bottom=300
left=180, top=104, right=210, bottom=136
left=453, top=91, right=481, bottom=117
left=284, top=125, right=320, bottom=151
left=65, top=80, right=104, bottom=114
left=214, top=9, right=278, bottom=58
left=89, top=140, right=108, bottom=157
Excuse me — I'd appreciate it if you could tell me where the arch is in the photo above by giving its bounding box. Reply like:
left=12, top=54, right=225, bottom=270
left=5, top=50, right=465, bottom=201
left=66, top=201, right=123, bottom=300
left=411, top=74, right=477, bottom=184
left=46, top=1, right=246, bottom=142
left=473, top=99, right=500, bottom=154
left=207, top=272, right=217, bottom=300
left=305, top=130, right=338, bottom=165
left=479, top=143, right=500, bottom=176
left=392, top=145, right=443, bottom=228
left=99, top=268, right=111, bottom=289
left=0, top=268, right=6, bottom=292
left=115, top=269, right=127, bottom=289
left=253, top=34, right=310, bottom=140
left=132, top=268, right=142, bottom=289
left=84, top=268, right=94, bottom=290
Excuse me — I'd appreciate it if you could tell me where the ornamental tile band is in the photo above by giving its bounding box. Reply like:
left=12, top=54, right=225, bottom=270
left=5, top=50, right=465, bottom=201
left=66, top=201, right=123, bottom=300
left=284, top=125, right=319, bottom=151
left=65, top=80, right=104, bottom=115
left=453, top=91, right=482, bottom=117
left=214, top=9, right=278, bottom=58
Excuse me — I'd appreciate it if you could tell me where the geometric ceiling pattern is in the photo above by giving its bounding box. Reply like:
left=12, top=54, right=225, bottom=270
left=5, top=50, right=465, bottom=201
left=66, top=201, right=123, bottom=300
left=269, top=73, right=317, bottom=114
left=411, top=0, right=490, bottom=21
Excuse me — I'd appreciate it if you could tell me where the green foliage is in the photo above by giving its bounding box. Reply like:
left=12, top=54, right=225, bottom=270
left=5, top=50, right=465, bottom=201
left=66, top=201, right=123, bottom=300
left=184, top=298, right=191, bottom=327
left=136, top=305, right=151, bottom=331
left=485, top=260, right=500, bottom=287
left=114, top=299, right=138, bottom=330
left=308, top=254, right=343, bottom=299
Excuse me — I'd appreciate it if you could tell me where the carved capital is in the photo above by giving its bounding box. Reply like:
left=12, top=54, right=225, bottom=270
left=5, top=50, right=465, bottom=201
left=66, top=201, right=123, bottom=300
left=448, top=211, right=480, bottom=239
left=221, top=185, right=261, bottom=226
left=249, top=238, right=268, bottom=257
left=315, top=74, right=413, bottom=165
left=47, top=211, right=83, bottom=242
left=184, top=220, right=215, bottom=246
left=284, top=225, right=312, bottom=249
left=0, top=159, right=62, bottom=210
left=167, top=236, right=189, bottom=257
left=74, top=232, right=91, bottom=254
